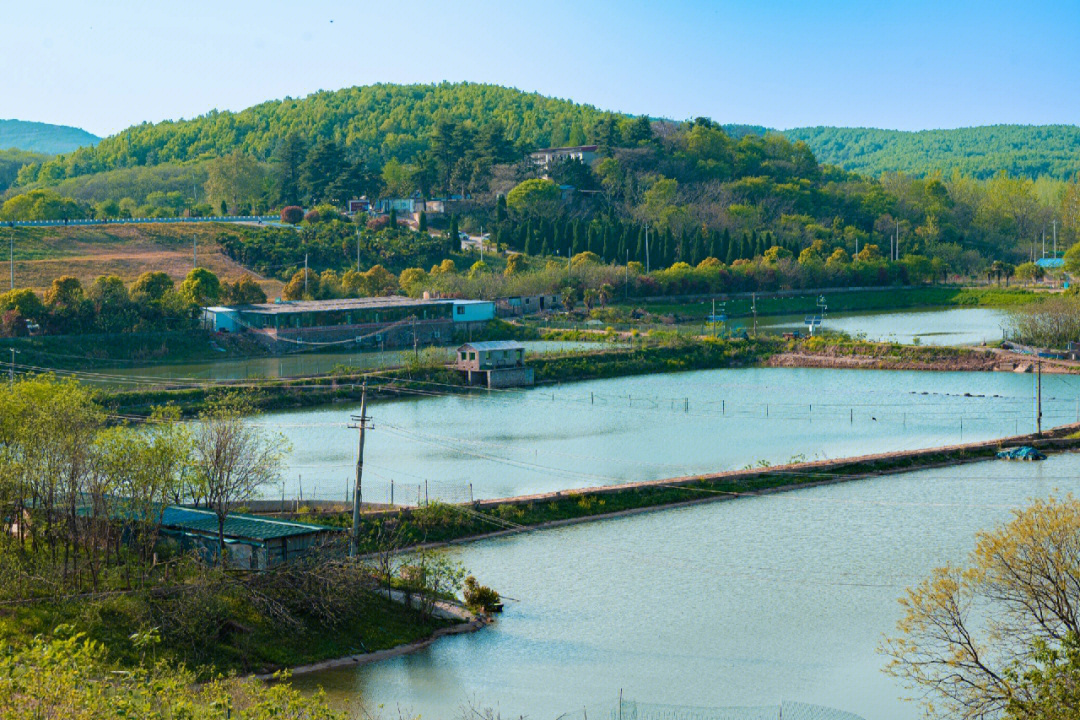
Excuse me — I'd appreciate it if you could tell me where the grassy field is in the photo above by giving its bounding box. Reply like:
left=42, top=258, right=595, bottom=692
left=3, top=222, right=283, bottom=294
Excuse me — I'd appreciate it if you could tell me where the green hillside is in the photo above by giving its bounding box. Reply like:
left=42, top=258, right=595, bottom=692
left=30, top=83, right=622, bottom=183
left=0, top=119, right=100, bottom=154
left=778, top=125, right=1080, bottom=180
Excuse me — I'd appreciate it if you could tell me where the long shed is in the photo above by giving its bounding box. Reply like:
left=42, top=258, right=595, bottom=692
left=159, top=506, right=337, bottom=570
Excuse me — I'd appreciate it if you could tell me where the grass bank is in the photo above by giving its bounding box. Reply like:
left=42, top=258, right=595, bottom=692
left=7, top=329, right=272, bottom=370
left=0, top=563, right=454, bottom=678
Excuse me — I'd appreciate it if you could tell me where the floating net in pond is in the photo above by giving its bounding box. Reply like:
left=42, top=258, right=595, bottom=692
left=607, top=700, right=867, bottom=720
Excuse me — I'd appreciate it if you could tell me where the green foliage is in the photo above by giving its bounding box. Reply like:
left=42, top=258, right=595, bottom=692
left=34, top=83, right=609, bottom=182
left=507, top=178, right=560, bottom=215
left=775, top=124, right=1080, bottom=180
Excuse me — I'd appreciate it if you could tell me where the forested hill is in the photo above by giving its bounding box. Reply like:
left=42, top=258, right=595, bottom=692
left=0, top=119, right=100, bottom=154
left=773, top=125, right=1080, bottom=180
left=31, top=83, right=620, bottom=182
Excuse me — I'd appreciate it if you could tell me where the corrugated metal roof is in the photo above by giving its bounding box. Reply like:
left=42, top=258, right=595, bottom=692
left=458, top=340, right=525, bottom=351
left=161, top=506, right=332, bottom=541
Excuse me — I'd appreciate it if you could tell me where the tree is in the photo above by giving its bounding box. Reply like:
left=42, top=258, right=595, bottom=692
left=561, top=286, right=579, bottom=309
left=0, top=633, right=345, bottom=719
left=506, top=179, right=560, bottom=216
left=883, top=496, right=1080, bottom=720
left=1014, top=261, right=1045, bottom=284
left=204, top=150, right=265, bottom=215
left=129, top=271, right=174, bottom=304
left=503, top=253, right=527, bottom=276
left=281, top=269, right=315, bottom=301
left=224, top=274, right=267, bottom=304
left=280, top=205, right=304, bottom=224
left=178, top=268, right=221, bottom=306
left=190, top=395, right=287, bottom=564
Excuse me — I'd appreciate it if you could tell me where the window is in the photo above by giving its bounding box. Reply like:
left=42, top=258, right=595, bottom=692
left=469, top=352, right=476, bottom=361
left=460, top=351, right=466, bottom=360
left=456, top=306, right=465, bottom=315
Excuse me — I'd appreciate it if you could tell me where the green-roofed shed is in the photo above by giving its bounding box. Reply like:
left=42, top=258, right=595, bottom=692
left=160, top=506, right=338, bottom=570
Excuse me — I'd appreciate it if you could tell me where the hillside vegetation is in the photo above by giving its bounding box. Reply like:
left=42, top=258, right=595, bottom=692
left=0, top=119, right=100, bottom=154
left=779, top=125, right=1080, bottom=180
left=24, top=83, right=615, bottom=183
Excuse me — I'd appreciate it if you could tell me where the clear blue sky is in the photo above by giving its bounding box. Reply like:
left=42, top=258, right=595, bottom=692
left=5, top=0, right=1079, bottom=137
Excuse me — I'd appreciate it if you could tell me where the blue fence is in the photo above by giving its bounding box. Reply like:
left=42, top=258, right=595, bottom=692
left=4, top=215, right=280, bottom=228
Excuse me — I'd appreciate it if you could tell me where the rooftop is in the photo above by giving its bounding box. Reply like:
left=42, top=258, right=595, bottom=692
left=228, top=296, right=440, bottom=315
left=530, top=145, right=599, bottom=154
left=161, top=506, right=333, bottom=541
left=458, top=340, right=526, bottom=351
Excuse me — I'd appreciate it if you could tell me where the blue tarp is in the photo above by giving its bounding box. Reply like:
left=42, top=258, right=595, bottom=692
left=997, top=446, right=1047, bottom=461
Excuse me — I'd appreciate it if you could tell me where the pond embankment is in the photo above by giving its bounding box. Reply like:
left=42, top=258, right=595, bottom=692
left=99, top=338, right=1077, bottom=417
left=307, top=424, right=1080, bottom=554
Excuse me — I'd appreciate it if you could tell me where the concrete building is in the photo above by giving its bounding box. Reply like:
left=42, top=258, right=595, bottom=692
left=528, top=145, right=599, bottom=170
left=159, top=506, right=337, bottom=570
left=496, top=294, right=561, bottom=317
left=203, top=296, right=495, bottom=349
left=456, top=340, right=534, bottom=388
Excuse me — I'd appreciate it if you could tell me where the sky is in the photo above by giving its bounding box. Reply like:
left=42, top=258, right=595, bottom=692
left=3, top=0, right=1079, bottom=138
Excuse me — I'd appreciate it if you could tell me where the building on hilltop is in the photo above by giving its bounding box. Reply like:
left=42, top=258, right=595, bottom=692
left=202, top=296, right=495, bottom=350
left=528, top=145, right=599, bottom=170
left=456, top=340, right=534, bottom=388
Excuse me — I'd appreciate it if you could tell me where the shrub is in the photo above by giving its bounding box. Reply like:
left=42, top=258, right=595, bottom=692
left=463, top=575, right=501, bottom=613
left=280, top=206, right=304, bottom=224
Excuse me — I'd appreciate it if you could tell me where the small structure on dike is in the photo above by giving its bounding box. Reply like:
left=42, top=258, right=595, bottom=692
left=159, top=506, right=336, bottom=570
left=456, top=340, right=534, bottom=389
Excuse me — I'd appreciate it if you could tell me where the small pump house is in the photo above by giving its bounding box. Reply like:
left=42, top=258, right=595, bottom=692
left=456, top=341, right=534, bottom=388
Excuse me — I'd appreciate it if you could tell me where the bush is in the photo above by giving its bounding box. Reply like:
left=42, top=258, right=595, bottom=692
left=463, top=575, right=501, bottom=613
left=280, top=205, right=303, bottom=224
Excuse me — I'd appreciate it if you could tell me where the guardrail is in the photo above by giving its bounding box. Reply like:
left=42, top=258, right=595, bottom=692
left=4, top=215, right=280, bottom=228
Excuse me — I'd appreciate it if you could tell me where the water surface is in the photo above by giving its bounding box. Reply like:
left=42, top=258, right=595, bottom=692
left=253, top=366, right=1077, bottom=503
left=292, top=454, right=1080, bottom=720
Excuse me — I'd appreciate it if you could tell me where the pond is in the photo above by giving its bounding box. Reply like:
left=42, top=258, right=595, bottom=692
left=748, top=307, right=1008, bottom=346
left=252, top=365, right=1078, bottom=503
left=90, top=340, right=611, bottom=387
left=290, top=453, right=1080, bottom=720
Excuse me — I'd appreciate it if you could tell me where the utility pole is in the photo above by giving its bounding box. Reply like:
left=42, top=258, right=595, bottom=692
left=896, top=219, right=900, bottom=261
left=193, top=234, right=197, bottom=268
left=751, top=292, right=758, bottom=337
left=1053, top=219, right=1058, bottom=258
left=1042, top=229, right=1046, bottom=259
left=356, top=228, right=361, bottom=272
left=8, top=348, right=15, bottom=386
left=1036, top=359, right=1043, bottom=438
left=349, top=383, right=372, bottom=557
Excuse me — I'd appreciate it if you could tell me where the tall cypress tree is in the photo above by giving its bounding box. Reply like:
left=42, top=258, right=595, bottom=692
left=636, top=226, right=646, bottom=262
left=723, top=229, right=735, bottom=264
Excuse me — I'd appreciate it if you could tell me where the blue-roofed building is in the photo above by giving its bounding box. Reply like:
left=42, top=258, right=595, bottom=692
left=160, top=506, right=338, bottom=570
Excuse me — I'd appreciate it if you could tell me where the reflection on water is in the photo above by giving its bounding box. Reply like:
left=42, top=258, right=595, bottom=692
left=753, top=307, right=1007, bottom=345
left=95, top=340, right=612, bottom=386
left=255, top=366, right=1069, bottom=503
left=290, top=454, right=1080, bottom=720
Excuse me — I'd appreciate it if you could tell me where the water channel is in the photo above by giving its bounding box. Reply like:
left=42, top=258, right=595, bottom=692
left=254, top=365, right=1078, bottom=503
left=291, top=453, right=1080, bottom=720
left=753, top=307, right=1007, bottom=346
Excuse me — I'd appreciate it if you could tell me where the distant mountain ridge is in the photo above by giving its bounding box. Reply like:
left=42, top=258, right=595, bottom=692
left=724, top=123, right=1080, bottom=180
left=0, top=119, right=100, bottom=154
